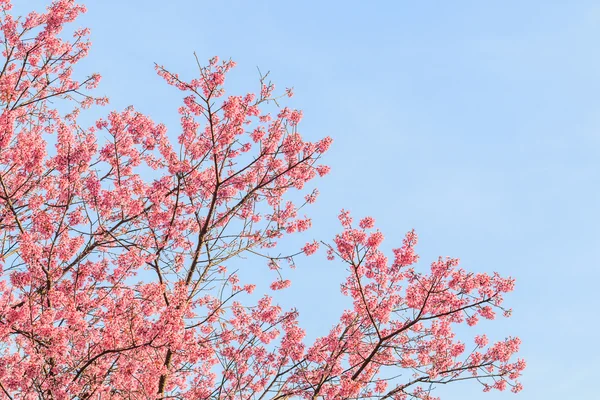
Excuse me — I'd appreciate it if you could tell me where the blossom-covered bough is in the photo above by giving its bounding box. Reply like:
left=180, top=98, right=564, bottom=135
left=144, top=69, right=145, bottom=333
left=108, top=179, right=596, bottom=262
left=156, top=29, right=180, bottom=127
left=0, top=1, right=524, bottom=399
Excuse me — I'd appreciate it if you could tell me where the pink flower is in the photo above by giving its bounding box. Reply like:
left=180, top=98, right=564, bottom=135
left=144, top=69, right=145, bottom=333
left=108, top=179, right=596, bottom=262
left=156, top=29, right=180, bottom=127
left=270, top=279, right=291, bottom=291
left=367, top=231, right=384, bottom=248
left=302, top=241, right=319, bottom=256
left=474, top=334, right=489, bottom=347
left=359, top=216, right=375, bottom=229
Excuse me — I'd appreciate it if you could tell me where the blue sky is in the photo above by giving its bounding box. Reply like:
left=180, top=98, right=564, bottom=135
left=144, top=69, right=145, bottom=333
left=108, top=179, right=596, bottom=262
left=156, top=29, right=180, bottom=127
left=17, top=0, right=600, bottom=398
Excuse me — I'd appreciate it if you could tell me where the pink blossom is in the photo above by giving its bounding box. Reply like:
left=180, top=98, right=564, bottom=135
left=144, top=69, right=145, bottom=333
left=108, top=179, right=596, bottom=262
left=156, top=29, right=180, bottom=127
left=302, top=241, right=320, bottom=256
left=270, top=279, right=291, bottom=291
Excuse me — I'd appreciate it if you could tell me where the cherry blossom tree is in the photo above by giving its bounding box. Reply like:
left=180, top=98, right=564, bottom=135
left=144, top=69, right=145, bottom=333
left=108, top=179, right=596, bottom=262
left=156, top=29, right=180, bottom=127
left=0, top=1, right=524, bottom=399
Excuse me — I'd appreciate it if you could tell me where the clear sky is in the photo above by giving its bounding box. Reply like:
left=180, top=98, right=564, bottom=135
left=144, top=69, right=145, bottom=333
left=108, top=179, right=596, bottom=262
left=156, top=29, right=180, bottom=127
left=15, top=1, right=600, bottom=398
